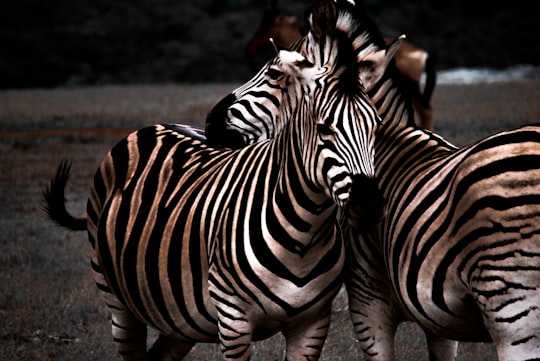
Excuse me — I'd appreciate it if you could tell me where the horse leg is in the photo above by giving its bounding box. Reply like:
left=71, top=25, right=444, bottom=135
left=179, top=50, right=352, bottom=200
left=412, top=89, right=433, bottom=131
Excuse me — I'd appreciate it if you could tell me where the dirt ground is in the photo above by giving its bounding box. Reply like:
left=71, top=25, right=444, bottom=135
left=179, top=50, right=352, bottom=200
left=1, top=80, right=539, bottom=360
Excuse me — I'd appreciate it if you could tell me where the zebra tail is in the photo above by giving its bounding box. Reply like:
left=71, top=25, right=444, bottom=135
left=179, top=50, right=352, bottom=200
left=42, top=160, right=87, bottom=231
left=421, top=53, right=437, bottom=107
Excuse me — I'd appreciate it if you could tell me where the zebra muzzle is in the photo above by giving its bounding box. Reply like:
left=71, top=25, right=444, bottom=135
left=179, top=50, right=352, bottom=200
left=205, top=93, right=248, bottom=149
left=345, top=175, right=386, bottom=234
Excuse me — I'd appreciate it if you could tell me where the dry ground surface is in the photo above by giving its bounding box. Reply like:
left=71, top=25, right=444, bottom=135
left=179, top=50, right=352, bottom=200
left=1, top=80, right=539, bottom=360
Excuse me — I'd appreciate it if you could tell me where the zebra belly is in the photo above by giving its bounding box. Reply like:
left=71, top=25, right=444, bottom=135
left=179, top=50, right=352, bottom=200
left=397, top=262, right=492, bottom=342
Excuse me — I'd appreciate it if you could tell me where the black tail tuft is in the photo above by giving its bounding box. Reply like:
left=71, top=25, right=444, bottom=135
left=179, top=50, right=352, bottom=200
left=42, top=160, right=87, bottom=231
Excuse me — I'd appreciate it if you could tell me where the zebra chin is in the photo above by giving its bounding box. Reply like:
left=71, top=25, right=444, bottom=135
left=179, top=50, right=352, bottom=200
left=344, top=174, right=386, bottom=234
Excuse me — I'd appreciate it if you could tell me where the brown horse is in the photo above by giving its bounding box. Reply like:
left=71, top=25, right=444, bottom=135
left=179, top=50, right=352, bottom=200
left=245, top=0, right=436, bottom=130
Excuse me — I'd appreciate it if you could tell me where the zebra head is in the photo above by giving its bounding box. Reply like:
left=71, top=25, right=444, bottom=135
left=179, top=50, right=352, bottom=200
left=205, top=52, right=289, bottom=149
left=262, top=5, right=381, bottom=212
left=205, top=0, right=403, bottom=150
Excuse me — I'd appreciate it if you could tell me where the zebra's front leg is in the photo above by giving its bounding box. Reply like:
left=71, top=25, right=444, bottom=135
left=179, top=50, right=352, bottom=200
left=215, top=304, right=254, bottom=360
left=347, top=285, right=399, bottom=361
left=425, top=332, right=458, bottom=361
left=282, top=306, right=332, bottom=361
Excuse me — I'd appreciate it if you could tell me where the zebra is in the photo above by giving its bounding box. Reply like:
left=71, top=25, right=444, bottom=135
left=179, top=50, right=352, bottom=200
left=242, top=0, right=438, bottom=131
left=42, top=2, right=393, bottom=359
left=204, top=1, right=540, bottom=360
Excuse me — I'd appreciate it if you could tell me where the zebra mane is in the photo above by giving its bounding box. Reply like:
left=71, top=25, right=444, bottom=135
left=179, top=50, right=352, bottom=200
left=333, top=30, right=363, bottom=94
left=307, top=0, right=368, bottom=95
left=306, top=0, right=397, bottom=96
left=331, top=0, right=417, bottom=126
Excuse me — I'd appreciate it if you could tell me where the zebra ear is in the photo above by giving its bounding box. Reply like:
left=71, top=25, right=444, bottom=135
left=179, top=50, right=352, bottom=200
left=358, top=34, right=406, bottom=91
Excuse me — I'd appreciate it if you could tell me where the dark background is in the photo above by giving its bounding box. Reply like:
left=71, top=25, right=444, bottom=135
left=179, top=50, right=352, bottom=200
left=2, top=0, right=539, bottom=89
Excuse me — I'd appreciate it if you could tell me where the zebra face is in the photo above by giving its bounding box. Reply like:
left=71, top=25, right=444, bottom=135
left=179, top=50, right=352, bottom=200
left=306, top=86, right=380, bottom=209
left=205, top=56, right=288, bottom=149
left=205, top=0, right=405, bottom=152
left=276, top=49, right=380, bottom=210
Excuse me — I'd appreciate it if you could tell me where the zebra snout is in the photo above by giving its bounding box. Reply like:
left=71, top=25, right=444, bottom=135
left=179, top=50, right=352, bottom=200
left=345, top=175, right=386, bottom=234
left=205, top=93, right=247, bottom=149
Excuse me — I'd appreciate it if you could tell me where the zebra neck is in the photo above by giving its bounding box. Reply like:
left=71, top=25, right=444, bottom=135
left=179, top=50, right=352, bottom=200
left=375, top=127, right=451, bottom=185
left=266, top=129, right=338, bottom=255
left=370, top=75, right=415, bottom=130
left=268, top=182, right=339, bottom=256
left=371, top=75, right=457, bottom=196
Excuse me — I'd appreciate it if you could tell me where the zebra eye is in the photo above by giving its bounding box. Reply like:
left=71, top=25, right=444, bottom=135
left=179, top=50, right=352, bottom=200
left=267, top=68, right=284, bottom=80
left=358, top=60, right=374, bottom=71
left=294, top=59, right=314, bottom=68
left=317, top=123, right=336, bottom=136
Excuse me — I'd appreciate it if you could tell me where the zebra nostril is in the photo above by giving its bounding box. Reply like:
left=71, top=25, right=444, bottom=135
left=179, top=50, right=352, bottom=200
left=346, top=175, right=385, bottom=233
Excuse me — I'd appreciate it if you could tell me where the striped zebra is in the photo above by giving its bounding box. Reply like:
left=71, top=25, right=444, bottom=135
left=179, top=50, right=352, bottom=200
left=204, top=1, right=540, bottom=360
left=243, top=0, right=437, bottom=130
left=42, top=3, right=393, bottom=359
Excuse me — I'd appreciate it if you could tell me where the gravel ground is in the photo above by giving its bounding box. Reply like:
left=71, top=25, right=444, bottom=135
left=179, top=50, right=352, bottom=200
left=0, top=80, right=539, bottom=360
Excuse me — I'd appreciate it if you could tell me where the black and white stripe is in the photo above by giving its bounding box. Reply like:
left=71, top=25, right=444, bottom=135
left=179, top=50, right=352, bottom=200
left=43, top=4, right=384, bottom=359
left=204, top=1, right=540, bottom=360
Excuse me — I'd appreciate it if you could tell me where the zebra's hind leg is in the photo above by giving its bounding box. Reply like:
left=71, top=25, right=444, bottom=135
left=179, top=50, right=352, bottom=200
left=471, top=259, right=540, bottom=361
left=425, top=332, right=458, bottom=361
left=147, top=335, right=194, bottom=361
left=109, top=306, right=148, bottom=361
left=484, top=303, right=540, bottom=361
left=282, top=306, right=332, bottom=361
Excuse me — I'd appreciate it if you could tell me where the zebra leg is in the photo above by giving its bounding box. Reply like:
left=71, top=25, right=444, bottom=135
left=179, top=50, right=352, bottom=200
left=345, top=240, right=399, bottom=360
left=348, top=296, right=398, bottom=361
left=282, top=306, right=332, bottom=361
left=109, top=306, right=148, bottom=361
left=92, top=256, right=149, bottom=360
left=425, top=332, right=458, bottom=361
left=470, top=260, right=540, bottom=361
left=147, top=334, right=194, bottom=361
left=216, top=307, right=253, bottom=360
left=479, top=295, right=540, bottom=360
left=482, top=305, right=540, bottom=361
